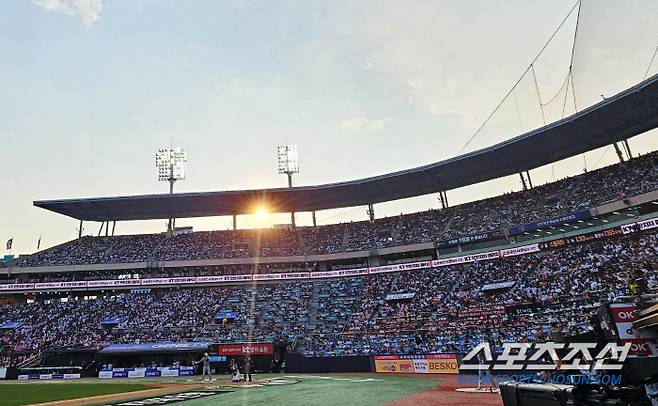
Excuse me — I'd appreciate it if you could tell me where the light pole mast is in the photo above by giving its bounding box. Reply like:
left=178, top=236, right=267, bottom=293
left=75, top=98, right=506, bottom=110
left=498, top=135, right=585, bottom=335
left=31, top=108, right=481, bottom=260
left=277, top=144, right=299, bottom=228
left=155, top=147, right=187, bottom=235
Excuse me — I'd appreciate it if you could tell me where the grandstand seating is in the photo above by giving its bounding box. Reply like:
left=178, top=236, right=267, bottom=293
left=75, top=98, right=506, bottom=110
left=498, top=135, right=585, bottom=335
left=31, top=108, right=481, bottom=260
left=1, top=231, right=656, bottom=363
left=13, top=151, right=657, bottom=267
left=0, top=151, right=657, bottom=367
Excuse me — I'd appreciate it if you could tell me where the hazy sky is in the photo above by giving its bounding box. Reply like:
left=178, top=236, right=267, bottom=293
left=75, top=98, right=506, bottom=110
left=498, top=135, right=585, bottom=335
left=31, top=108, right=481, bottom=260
left=1, top=0, right=657, bottom=254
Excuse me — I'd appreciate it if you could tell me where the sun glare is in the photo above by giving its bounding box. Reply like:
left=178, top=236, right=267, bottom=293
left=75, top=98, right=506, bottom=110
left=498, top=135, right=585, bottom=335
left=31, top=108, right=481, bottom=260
left=255, top=208, right=267, bottom=221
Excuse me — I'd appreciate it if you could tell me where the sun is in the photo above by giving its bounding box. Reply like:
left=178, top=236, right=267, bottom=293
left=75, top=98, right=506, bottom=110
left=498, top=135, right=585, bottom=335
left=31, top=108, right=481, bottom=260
left=255, top=207, right=267, bottom=222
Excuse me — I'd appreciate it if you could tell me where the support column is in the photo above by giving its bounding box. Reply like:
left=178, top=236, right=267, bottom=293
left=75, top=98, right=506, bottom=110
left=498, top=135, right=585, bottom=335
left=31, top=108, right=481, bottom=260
left=442, top=191, right=449, bottom=208
left=167, top=179, right=175, bottom=235
left=525, top=170, right=533, bottom=189
left=312, top=211, right=317, bottom=228
left=288, top=173, right=296, bottom=229
left=439, top=193, right=446, bottom=210
left=613, top=142, right=625, bottom=163
left=98, top=222, right=104, bottom=237
left=111, top=221, right=116, bottom=236
left=519, top=172, right=528, bottom=191
left=233, top=214, right=237, bottom=231
left=623, top=139, right=633, bottom=159
left=105, top=222, right=109, bottom=237
left=78, top=220, right=83, bottom=239
left=367, top=203, right=375, bottom=222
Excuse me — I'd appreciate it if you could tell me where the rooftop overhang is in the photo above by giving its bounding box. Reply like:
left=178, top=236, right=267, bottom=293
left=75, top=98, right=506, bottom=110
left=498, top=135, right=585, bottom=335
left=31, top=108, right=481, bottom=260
left=35, top=73, right=658, bottom=222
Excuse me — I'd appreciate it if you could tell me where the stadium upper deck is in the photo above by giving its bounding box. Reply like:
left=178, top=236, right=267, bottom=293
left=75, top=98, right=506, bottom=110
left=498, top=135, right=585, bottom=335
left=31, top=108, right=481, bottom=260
left=34, top=73, right=658, bottom=221
left=8, top=149, right=658, bottom=268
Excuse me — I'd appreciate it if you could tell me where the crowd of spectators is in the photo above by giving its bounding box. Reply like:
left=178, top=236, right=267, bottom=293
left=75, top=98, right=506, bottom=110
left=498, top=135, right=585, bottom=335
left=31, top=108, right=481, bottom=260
left=1, top=230, right=656, bottom=364
left=12, top=151, right=657, bottom=267
left=305, top=232, right=658, bottom=356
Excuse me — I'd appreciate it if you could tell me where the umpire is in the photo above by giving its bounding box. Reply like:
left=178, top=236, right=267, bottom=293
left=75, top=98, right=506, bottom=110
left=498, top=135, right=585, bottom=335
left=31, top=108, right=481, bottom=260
left=244, top=355, right=255, bottom=382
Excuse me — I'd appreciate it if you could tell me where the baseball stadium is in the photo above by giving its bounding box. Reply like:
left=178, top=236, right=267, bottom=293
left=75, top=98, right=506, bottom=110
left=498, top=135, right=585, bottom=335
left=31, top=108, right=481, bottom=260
left=2, top=1, right=658, bottom=405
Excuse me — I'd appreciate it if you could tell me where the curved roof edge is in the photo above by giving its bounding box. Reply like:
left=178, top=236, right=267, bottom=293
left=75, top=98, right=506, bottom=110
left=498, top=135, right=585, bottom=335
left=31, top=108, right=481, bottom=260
left=35, top=73, right=658, bottom=221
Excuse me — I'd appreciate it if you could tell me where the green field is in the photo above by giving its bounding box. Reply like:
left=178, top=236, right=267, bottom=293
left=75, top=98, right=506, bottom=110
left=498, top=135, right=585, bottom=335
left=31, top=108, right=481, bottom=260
left=0, top=383, right=151, bottom=406
left=179, top=375, right=439, bottom=406
left=0, top=375, right=440, bottom=406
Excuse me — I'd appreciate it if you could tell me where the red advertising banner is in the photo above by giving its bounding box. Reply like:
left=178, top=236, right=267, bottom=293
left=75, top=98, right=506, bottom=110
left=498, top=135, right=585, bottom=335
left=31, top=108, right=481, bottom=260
left=217, top=343, right=273, bottom=356
left=609, top=303, right=657, bottom=356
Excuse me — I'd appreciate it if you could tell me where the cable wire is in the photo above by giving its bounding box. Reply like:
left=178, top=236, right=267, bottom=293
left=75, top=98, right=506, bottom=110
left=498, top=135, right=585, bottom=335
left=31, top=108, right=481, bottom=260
left=458, top=0, right=581, bottom=154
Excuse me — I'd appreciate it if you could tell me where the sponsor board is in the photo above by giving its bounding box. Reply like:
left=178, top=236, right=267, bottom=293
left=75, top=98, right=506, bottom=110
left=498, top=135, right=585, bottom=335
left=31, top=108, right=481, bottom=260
left=437, top=231, right=497, bottom=249
left=101, top=342, right=209, bottom=353
left=609, top=303, right=658, bottom=356
left=385, top=293, right=415, bottom=301
left=622, top=216, right=658, bottom=234
left=99, top=366, right=194, bottom=379
left=252, top=272, right=310, bottom=281
left=217, top=343, right=273, bottom=356
left=432, top=251, right=499, bottom=268
left=500, top=244, right=540, bottom=257
left=508, top=210, right=591, bottom=234
left=18, top=373, right=80, bottom=380
left=374, top=355, right=458, bottom=374
left=374, top=359, right=414, bottom=373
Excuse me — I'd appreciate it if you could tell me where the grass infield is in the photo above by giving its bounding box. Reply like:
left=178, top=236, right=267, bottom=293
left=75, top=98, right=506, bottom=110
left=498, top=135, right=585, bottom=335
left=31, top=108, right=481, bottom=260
left=0, top=383, right=151, bottom=406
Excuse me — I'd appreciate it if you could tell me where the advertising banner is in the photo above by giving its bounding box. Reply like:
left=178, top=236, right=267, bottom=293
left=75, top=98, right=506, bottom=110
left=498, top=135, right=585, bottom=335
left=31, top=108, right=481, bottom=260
left=374, top=355, right=458, bottom=374
left=0, top=283, right=35, bottom=291
left=374, top=358, right=414, bottom=373
left=217, top=343, right=274, bottom=356
left=436, top=232, right=497, bottom=249
left=88, top=279, right=141, bottom=288
left=622, top=216, right=658, bottom=234
left=432, top=251, right=499, bottom=268
left=141, top=277, right=197, bottom=286
left=18, top=373, right=80, bottom=380
left=500, top=244, right=540, bottom=257
left=310, top=268, right=369, bottom=279
left=99, top=367, right=194, bottom=379
left=508, top=210, right=591, bottom=234
left=425, top=358, right=459, bottom=373
left=609, top=303, right=658, bottom=356
left=385, top=293, right=416, bottom=301
left=34, top=281, right=88, bottom=290
left=252, top=272, right=310, bottom=281
left=100, top=342, right=210, bottom=354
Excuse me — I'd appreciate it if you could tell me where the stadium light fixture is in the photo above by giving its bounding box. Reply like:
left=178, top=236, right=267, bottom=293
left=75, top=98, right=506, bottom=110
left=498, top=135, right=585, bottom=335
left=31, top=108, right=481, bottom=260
left=277, top=144, right=299, bottom=177
left=277, top=144, right=299, bottom=227
left=156, top=147, right=187, bottom=184
left=155, top=147, right=187, bottom=233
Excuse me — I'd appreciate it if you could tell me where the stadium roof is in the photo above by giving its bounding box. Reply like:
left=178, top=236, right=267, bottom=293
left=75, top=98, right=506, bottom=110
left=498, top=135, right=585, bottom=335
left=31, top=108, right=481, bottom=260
left=35, top=74, right=658, bottom=222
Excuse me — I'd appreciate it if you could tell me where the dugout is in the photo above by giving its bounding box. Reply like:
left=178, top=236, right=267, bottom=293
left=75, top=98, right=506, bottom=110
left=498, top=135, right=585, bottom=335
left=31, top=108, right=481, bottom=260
left=97, top=342, right=211, bottom=372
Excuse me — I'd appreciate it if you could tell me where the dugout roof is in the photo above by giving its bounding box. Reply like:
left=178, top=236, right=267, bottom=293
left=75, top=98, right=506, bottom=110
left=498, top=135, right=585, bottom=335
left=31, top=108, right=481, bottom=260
left=35, top=73, right=658, bottom=222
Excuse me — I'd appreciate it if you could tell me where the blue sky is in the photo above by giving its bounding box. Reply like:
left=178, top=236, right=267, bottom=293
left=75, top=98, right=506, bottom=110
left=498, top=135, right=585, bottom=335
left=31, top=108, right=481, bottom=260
left=1, top=0, right=657, bottom=254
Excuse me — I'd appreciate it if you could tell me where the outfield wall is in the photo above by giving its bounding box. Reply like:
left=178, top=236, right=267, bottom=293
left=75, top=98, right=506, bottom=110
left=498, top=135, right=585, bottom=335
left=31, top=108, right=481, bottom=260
left=285, top=353, right=372, bottom=373
left=284, top=353, right=460, bottom=374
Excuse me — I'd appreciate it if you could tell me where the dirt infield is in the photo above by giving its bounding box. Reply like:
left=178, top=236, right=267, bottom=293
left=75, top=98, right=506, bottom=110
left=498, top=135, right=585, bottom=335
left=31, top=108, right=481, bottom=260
left=23, top=380, right=259, bottom=406
left=384, top=375, right=503, bottom=406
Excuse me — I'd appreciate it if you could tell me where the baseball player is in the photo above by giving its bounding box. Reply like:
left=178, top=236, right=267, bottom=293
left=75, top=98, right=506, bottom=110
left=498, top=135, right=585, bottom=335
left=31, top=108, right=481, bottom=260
left=195, top=352, right=212, bottom=382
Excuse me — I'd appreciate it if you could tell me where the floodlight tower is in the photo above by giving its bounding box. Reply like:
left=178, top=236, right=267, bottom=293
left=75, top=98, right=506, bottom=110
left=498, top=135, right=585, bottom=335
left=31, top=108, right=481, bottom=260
left=277, top=144, right=299, bottom=228
left=155, top=147, right=187, bottom=234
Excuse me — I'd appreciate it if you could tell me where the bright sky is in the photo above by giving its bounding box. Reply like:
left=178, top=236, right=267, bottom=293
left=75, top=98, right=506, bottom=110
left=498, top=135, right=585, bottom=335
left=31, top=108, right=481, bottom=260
left=1, top=0, right=657, bottom=254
